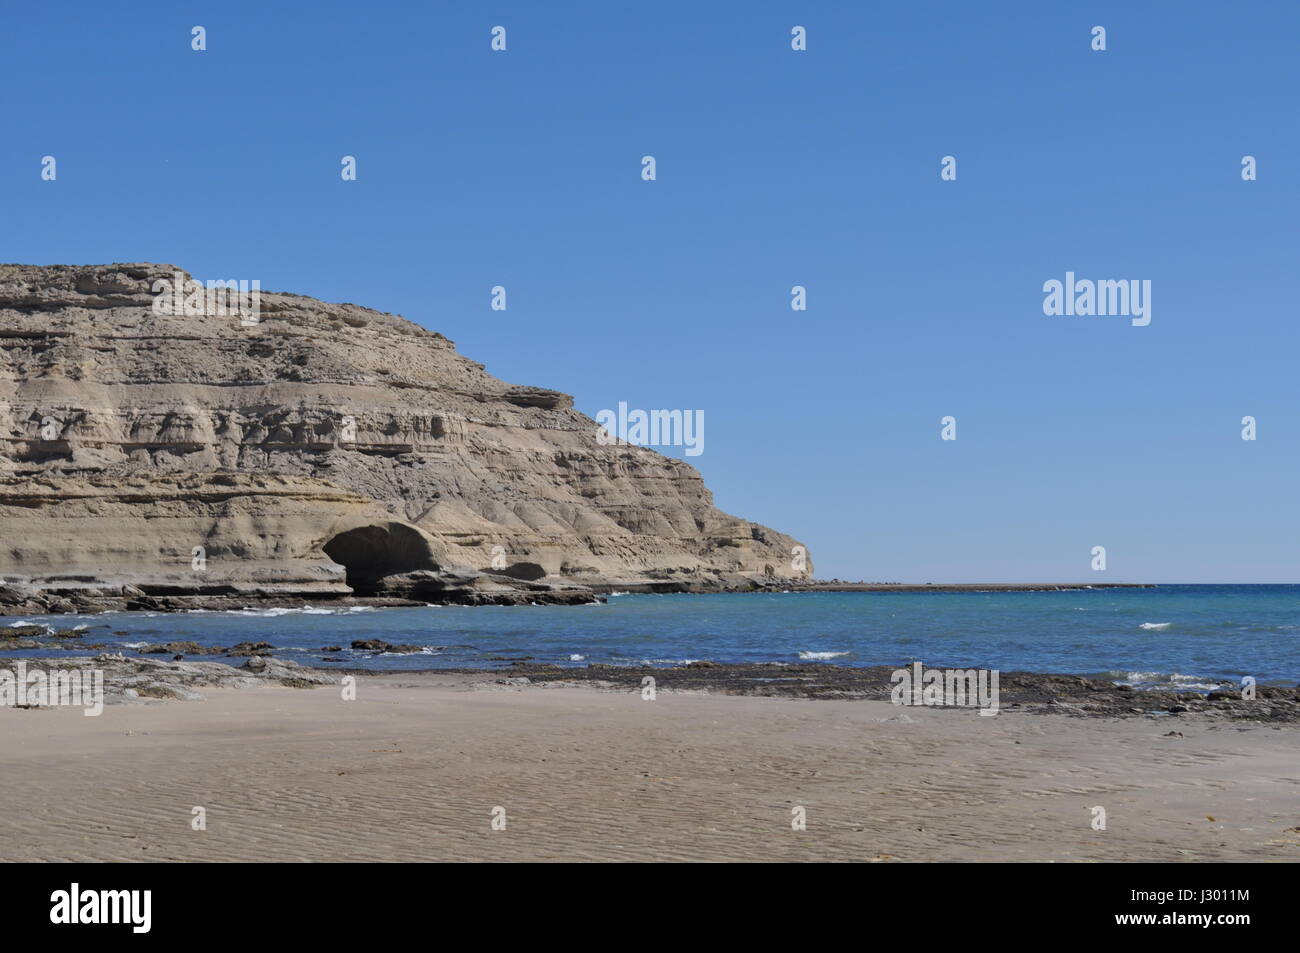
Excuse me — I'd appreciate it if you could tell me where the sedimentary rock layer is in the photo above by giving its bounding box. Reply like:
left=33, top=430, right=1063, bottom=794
left=0, top=263, right=809, bottom=607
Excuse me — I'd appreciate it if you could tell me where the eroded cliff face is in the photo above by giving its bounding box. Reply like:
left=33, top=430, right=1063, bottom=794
left=0, top=263, right=810, bottom=607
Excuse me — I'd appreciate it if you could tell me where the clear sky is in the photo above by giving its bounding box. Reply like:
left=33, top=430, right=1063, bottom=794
left=3, top=1, right=1297, bottom=582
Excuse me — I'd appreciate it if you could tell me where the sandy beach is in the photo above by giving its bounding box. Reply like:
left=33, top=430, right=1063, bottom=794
left=2, top=673, right=1295, bottom=862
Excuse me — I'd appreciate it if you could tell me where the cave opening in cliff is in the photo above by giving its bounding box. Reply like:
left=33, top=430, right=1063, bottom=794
left=323, top=523, right=438, bottom=595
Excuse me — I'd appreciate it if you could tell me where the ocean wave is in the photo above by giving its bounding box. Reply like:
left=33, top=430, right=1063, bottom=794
left=227, top=605, right=347, bottom=617
left=799, top=650, right=850, bottom=660
left=1138, top=622, right=1172, bottom=630
left=618, top=657, right=703, bottom=666
left=569, top=653, right=586, bottom=661
left=1110, top=671, right=1228, bottom=692
left=371, top=646, right=449, bottom=656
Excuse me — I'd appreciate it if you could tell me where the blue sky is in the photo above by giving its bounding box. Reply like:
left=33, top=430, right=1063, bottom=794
left=3, top=1, right=1297, bottom=582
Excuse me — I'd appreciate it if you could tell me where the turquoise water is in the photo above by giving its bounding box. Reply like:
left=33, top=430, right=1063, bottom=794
left=4, top=585, right=1297, bottom=688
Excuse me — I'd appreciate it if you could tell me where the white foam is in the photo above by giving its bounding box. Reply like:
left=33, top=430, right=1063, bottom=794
left=1139, top=622, right=1172, bottom=630
left=569, top=653, right=586, bottom=661
left=799, top=650, right=849, bottom=660
left=1113, top=671, right=1228, bottom=692
left=228, top=605, right=337, bottom=617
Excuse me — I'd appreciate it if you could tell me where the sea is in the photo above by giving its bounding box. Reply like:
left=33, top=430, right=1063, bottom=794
left=4, top=584, right=1297, bottom=690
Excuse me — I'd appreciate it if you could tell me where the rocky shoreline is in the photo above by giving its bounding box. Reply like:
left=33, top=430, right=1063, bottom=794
left=3, top=651, right=1296, bottom=722
left=0, top=623, right=522, bottom=661
left=4, top=653, right=335, bottom=706
left=0, top=570, right=604, bottom=616
left=0, top=578, right=1155, bottom=616
left=470, top=662, right=1300, bottom=722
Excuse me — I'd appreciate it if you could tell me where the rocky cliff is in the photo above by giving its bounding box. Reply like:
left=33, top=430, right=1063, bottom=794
left=0, top=263, right=810, bottom=611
